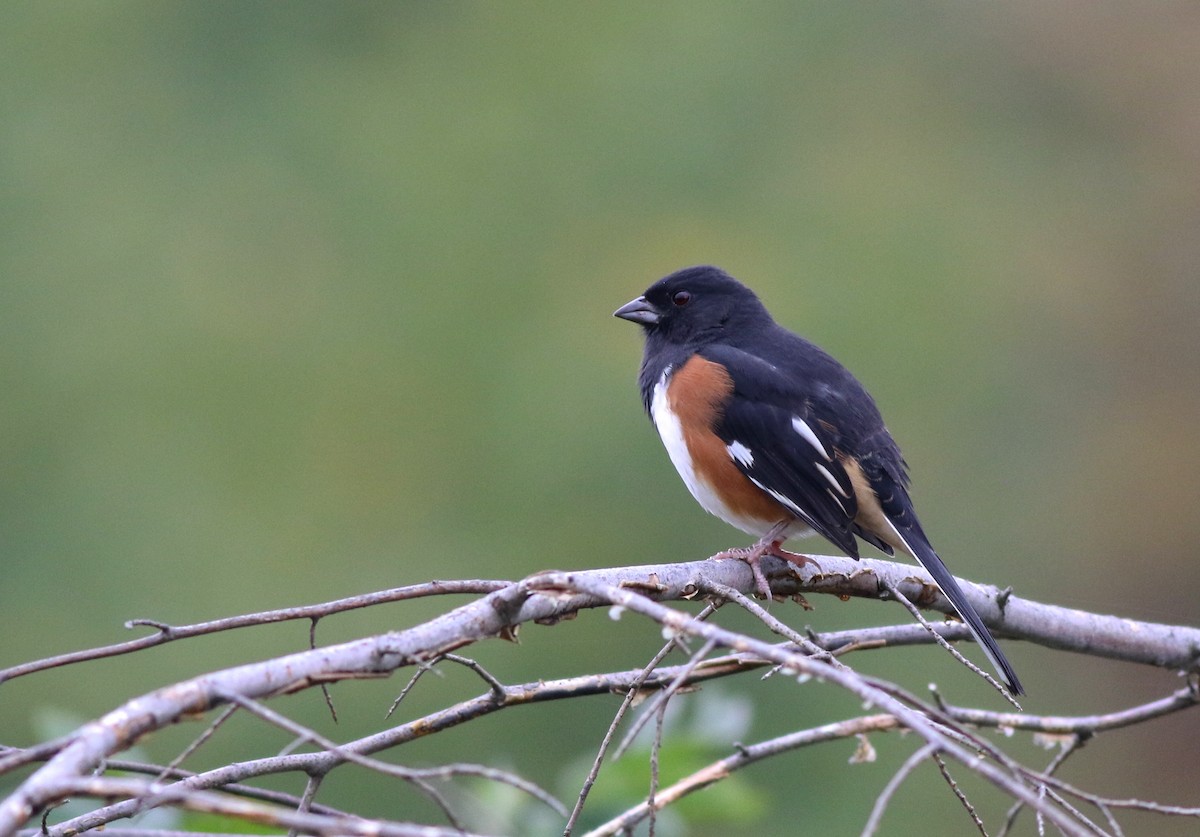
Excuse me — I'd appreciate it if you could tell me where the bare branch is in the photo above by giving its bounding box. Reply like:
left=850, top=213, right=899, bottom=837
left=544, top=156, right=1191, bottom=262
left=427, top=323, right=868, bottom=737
left=532, top=571, right=1092, bottom=835
left=863, top=743, right=939, bottom=837
left=0, top=580, right=511, bottom=685
left=936, top=685, right=1199, bottom=735
left=158, top=705, right=237, bottom=781
left=2, top=555, right=1198, bottom=836
left=217, top=690, right=565, bottom=818
left=614, top=637, right=718, bottom=759
left=38, top=651, right=754, bottom=836
left=880, top=577, right=1018, bottom=707
left=19, top=776, right=484, bottom=837
left=585, top=715, right=901, bottom=836
left=1000, top=737, right=1088, bottom=837
left=564, top=602, right=721, bottom=836
left=18, top=755, right=351, bottom=818
left=696, top=579, right=841, bottom=667
left=932, top=752, right=988, bottom=836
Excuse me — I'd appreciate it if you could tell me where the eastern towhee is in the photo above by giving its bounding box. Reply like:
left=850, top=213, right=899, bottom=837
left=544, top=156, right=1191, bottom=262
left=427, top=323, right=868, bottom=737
left=615, top=265, right=1023, bottom=695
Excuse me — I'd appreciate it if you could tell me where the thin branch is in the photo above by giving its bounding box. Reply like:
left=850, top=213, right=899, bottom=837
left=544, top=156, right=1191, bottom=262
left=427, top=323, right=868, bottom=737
left=863, top=743, right=939, bottom=837
left=880, top=578, right=1019, bottom=707
left=936, top=685, right=1199, bottom=735
left=21, top=776, right=485, bottom=837
left=440, top=654, right=508, bottom=699
left=931, top=752, right=987, bottom=836
left=534, top=572, right=1091, bottom=836
left=563, top=647, right=670, bottom=837
left=0, top=739, right=76, bottom=777
left=218, top=690, right=566, bottom=818
left=696, top=579, right=841, bottom=668
left=157, top=705, right=238, bottom=781
left=20, top=755, right=349, bottom=819
left=311, top=617, right=338, bottom=723
left=47, top=831, right=273, bottom=837
left=288, top=774, right=324, bottom=837
left=649, top=692, right=665, bottom=837
left=4, top=557, right=1200, bottom=836
left=386, top=654, right=442, bottom=718
left=40, top=654, right=750, bottom=836
left=0, top=580, right=511, bottom=685
left=564, top=602, right=720, bottom=836
left=584, top=715, right=901, bottom=837
left=1000, top=736, right=1085, bottom=837
left=1034, top=783, right=1111, bottom=836
left=216, top=692, right=465, bottom=830
left=1030, top=769, right=1200, bottom=821
left=614, top=638, right=718, bottom=758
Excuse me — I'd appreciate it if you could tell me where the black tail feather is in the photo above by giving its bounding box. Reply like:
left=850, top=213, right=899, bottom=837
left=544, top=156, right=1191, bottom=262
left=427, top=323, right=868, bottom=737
left=895, top=528, right=1023, bottom=696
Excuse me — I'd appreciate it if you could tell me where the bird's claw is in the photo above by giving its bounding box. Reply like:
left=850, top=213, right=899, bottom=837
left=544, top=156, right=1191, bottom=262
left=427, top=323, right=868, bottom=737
left=710, top=540, right=820, bottom=599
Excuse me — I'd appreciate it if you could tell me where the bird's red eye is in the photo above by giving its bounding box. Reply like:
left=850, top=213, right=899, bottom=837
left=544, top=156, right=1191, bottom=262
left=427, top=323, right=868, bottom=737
left=672, top=291, right=692, bottom=307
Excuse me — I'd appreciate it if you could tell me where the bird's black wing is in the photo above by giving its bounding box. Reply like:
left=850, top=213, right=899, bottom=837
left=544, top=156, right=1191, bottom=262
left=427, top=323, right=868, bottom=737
left=700, top=344, right=863, bottom=557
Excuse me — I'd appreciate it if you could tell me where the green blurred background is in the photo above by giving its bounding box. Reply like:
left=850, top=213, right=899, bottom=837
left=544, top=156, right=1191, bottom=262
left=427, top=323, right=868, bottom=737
left=3, top=2, right=1198, bottom=834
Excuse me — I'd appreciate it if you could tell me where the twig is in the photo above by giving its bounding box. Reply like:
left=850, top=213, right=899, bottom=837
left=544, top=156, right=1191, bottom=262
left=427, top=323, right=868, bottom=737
left=5, top=558, right=1200, bottom=836
left=881, top=578, right=1018, bottom=708
left=156, top=705, right=238, bottom=782
left=647, top=636, right=719, bottom=837
left=24, top=776, right=485, bottom=837
left=440, top=654, right=508, bottom=699
left=564, top=602, right=720, bottom=835
left=614, top=638, right=719, bottom=758
left=649, top=694, right=664, bottom=837
left=936, top=686, right=1199, bottom=735
left=220, top=693, right=464, bottom=831
left=862, top=743, right=938, bottom=836
left=534, top=572, right=1091, bottom=836
left=999, top=736, right=1085, bottom=837
left=584, top=715, right=901, bottom=836
left=219, top=691, right=566, bottom=819
left=311, top=618, right=338, bottom=723
left=289, top=774, right=324, bottom=837
left=0, top=580, right=511, bottom=685
left=386, top=655, right=446, bottom=718
left=932, top=752, right=987, bottom=836
left=696, top=579, right=841, bottom=670
left=44, top=653, right=747, bottom=836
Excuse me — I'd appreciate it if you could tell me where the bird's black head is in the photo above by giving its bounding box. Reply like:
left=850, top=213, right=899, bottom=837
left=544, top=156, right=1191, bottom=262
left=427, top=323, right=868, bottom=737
left=613, top=265, right=771, bottom=346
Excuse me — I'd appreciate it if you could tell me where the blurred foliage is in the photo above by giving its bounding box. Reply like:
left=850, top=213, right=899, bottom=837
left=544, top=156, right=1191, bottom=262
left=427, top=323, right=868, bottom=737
left=2, top=2, right=1198, bottom=834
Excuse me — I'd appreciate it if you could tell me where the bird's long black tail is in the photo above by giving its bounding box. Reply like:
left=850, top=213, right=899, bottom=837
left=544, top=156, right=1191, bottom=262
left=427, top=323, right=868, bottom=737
left=894, top=527, right=1023, bottom=696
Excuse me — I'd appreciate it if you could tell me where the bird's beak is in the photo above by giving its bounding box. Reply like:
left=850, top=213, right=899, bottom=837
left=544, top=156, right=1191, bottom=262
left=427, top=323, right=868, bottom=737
left=613, top=296, right=660, bottom=325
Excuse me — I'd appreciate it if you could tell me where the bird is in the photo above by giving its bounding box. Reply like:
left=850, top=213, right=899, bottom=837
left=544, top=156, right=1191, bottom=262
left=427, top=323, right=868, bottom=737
left=614, top=265, right=1023, bottom=695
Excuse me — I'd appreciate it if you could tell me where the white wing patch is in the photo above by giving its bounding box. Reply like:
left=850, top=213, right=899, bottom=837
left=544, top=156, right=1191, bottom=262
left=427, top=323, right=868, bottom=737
left=791, top=416, right=831, bottom=462
left=825, top=488, right=849, bottom=515
left=814, top=463, right=847, bottom=497
left=748, top=476, right=814, bottom=527
left=726, top=440, right=754, bottom=468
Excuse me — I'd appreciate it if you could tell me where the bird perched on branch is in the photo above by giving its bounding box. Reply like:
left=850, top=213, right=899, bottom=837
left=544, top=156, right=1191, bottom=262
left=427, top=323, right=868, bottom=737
left=615, top=265, right=1023, bottom=695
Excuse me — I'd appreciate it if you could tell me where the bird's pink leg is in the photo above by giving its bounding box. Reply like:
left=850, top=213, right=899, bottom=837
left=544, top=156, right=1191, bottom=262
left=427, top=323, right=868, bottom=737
left=710, top=520, right=821, bottom=598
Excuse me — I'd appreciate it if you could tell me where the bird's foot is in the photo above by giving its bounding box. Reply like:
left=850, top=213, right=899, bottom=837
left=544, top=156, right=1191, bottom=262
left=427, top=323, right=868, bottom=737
left=711, top=539, right=821, bottom=599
